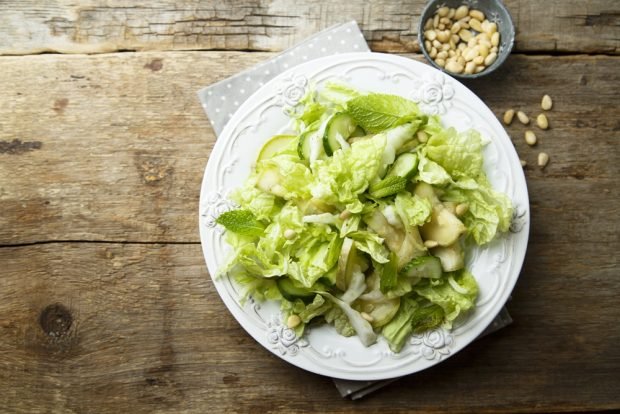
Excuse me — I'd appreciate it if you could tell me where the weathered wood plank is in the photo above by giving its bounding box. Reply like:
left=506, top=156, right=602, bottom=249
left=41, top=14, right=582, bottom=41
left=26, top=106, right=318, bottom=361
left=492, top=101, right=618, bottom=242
left=1, top=52, right=618, bottom=244
left=0, top=1, right=618, bottom=55
left=0, top=240, right=618, bottom=413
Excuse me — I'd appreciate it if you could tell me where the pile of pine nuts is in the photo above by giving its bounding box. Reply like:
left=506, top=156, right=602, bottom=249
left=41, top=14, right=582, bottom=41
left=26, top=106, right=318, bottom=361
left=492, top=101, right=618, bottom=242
left=504, top=95, right=554, bottom=169
left=422, top=5, right=501, bottom=75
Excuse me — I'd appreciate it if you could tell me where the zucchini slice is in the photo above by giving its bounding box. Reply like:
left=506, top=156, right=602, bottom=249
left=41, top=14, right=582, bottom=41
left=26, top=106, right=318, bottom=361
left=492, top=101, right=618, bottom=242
left=277, top=277, right=315, bottom=303
left=323, top=112, right=357, bottom=156
left=400, top=256, right=442, bottom=279
left=385, top=153, right=419, bottom=180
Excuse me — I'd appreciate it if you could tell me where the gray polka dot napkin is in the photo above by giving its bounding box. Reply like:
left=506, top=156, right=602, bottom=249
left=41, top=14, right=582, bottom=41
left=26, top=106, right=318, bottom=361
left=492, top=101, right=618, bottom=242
left=196, top=20, right=513, bottom=400
left=198, top=21, right=368, bottom=135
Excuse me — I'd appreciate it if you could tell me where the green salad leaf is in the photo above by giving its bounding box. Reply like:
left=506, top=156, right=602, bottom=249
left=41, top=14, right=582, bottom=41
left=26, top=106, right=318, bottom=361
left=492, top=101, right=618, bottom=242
left=213, top=81, right=513, bottom=352
left=346, top=93, right=420, bottom=133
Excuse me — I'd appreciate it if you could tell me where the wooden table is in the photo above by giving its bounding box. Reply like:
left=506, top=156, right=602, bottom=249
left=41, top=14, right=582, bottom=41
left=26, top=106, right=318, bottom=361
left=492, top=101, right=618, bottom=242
left=1, top=1, right=618, bottom=412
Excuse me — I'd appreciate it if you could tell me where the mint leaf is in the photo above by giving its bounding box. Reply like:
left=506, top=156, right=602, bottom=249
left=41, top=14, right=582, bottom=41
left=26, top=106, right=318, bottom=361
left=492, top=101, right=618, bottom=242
left=380, top=252, right=399, bottom=294
left=369, top=176, right=407, bottom=198
left=215, top=209, right=265, bottom=237
left=346, top=93, right=419, bottom=133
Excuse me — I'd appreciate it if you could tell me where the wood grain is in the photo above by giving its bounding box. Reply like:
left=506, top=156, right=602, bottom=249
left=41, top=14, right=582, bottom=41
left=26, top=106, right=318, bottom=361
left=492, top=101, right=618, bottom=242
left=0, top=234, right=617, bottom=413
left=1, top=50, right=619, bottom=412
left=0, top=0, right=618, bottom=56
left=1, top=52, right=618, bottom=245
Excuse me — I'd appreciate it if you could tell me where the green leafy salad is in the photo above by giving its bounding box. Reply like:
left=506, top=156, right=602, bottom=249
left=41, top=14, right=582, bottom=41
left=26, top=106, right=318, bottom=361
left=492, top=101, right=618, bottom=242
left=215, top=82, right=512, bottom=352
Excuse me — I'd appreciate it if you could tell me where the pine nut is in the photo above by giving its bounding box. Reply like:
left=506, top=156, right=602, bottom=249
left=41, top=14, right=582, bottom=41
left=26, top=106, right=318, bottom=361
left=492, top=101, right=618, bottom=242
left=425, top=18, right=433, bottom=31
left=491, top=32, right=500, bottom=46
left=458, top=42, right=466, bottom=51
left=538, top=152, right=549, bottom=168
left=429, top=47, right=438, bottom=58
left=464, top=47, right=478, bottom=61
left=425, top=30, right=437, bottom=41
left=491, top=45, right=498, bottom=53
left=464, top=61, right=476, bottom=74
left=517, top=111, right=530, bottom=125
left=475, top=65, right=486, bottom=73
left=432, top=39, right=442, bottom=48
left=474, top=55, right=485, bottom=65
left=457, top=56, right=466, bottom=66
left=503, top=109, right=515, bottom=125
left=440, top=17, right=451, bottom=25
left=435, top=58, right=446, bottom=68
left=484, top=52, right=497, bottom=66
left=287, top=314, right=301, bottom=328
left=469, top=18, right=483, bottom=32
left=425, top=40, right=432, bottom=51
left=459, top=20, right=470, bottom=30
left=467, top=37, right=477, bottom=48
left=339, top=210, right=352, bottom=220
left=424, top=240, right=439, bottom=248
left=469, top=9, right=485, bottom=21
left=451, top=34, right=460, bottom=44
left=438, top=23, right=446, bottom=30
left=448, top=8, right=456, bottom=19
left=478, top=44, right=489, bottom=58
left=433, top=14, right=440, bottom=28
left=520, top=159, right=527, bottom=167
left=436, top=30, right=450, bottom=43
left=284, top=229, right=297, bottom=240
left=459, top=29, right=473, bottom=42
left=525, top=130, right=537, bottom=146
left=451, top=22, right=461, bottom=34
left=536, top=113, right=549, bottom=130
left=455, top=5, right=469, bottom=20
left=448, top=49, right=456, bottom=57
left=445, top=60, right=464, bottom=73
left=417, top=130, right=429, bottom=143
left=455, top=203, right=469, bottom=216
left=437, top=6, right=450, bottom=17
left=441, top=43, right=451, bottom=51
left=541, top=94, right=553, bottom=110
left=360, top=312, right=374, bottom=322
left=437, top=50, right=448, bottom=60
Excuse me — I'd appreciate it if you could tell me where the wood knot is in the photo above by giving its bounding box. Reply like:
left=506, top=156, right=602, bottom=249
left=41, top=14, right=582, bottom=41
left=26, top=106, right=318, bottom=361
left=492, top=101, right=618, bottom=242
left=39, top=303, right=72, bottom=337
left=135, top=154, right=173, bottom=185
left=0, top=139, right=42, bottom=155
left=144, top=58, right=163, bottom=72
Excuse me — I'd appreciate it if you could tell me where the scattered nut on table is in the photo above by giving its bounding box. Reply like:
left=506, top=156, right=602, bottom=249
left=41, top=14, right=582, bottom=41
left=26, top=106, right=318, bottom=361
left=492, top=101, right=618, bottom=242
left=541, top=94, right=553, bottom=110
left=538, top=152, right=550, bottom=168
left=525, top=130, right=537, bottom=146
left=423, top=6, right=501, bottom=75
left=503, top=109, right=515, bottom=125
left=536, top=113, right=549, bottom=130
left=517, top=111, right=530, bottom=125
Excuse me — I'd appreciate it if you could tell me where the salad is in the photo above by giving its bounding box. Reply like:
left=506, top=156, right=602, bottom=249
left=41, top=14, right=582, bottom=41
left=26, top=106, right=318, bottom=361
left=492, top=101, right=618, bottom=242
left=215, top=82, right=512, bottom=352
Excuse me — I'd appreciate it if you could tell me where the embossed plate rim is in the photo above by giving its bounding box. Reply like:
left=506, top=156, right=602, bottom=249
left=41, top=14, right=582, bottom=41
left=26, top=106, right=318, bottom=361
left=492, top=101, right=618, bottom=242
left=198, top=52, right=529, bottom=380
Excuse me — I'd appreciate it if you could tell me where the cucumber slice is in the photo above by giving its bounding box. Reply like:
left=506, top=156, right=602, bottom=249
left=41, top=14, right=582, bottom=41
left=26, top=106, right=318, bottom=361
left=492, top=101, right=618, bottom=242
left=257, top=134, right=296, bottom=162
left=323, top=112, right=357, bottom=156
left=385, top=153, right=419, bottom=180
left=298, top=128, right=316, bottom=161
left=395, top=138, right=421, bottom=155
left=277, top=277, right=315, bottom=303
left=350, top=126, right=366, bottom=138
left=400, top=256, right=442, bottom=279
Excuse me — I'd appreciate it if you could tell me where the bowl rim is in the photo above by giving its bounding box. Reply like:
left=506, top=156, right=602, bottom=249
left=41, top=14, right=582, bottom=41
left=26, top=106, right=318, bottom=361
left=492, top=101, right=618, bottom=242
left=417, top=0, right=515, bottom=79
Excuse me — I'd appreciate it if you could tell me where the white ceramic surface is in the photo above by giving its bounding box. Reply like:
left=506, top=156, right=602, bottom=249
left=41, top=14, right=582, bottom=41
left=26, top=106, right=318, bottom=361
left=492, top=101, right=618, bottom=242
left=199, top=52, right=529, bottom=381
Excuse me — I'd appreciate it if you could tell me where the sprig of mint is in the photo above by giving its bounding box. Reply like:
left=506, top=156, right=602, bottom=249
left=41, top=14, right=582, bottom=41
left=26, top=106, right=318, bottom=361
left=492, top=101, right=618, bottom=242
left=216, top=209, right=265, bottom=237
left=369, top=176, right=407, bottom=198
left=346, top=93, right=419, bottom=133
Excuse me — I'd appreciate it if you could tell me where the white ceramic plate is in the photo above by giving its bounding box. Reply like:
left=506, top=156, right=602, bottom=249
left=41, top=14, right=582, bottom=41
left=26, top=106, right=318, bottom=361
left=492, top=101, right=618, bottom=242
left=199, top=52, right=529, bottom=381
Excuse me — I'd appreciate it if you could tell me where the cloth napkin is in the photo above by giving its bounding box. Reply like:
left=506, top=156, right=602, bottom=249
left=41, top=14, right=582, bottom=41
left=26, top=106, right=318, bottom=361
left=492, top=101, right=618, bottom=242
left=197, top=20, right=513, bottom=400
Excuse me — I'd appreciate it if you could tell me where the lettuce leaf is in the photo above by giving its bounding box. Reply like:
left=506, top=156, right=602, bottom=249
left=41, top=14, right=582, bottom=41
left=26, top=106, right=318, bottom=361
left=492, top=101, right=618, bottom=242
left=310, top=133, right=387, bottom=212
left=413, top=269, right=478, bottom=328
left=394, top=192, right=432, bottom=228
